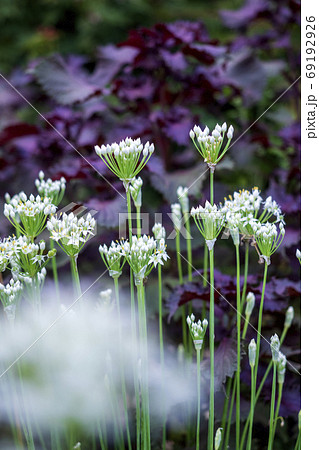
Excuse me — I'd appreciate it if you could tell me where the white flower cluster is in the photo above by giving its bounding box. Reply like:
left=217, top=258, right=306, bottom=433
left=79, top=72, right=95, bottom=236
left=0, top=278, right=23, bottom=322
left=189, top=123, right=234, bottom=169
left=263, top=196, right=283, bottom=222
left=152, top=223, right=166, bottom=241
left=0, top=235, right=54, bottom=279
left=4, top=192, right=56, bottom=238
left=252, top=221, right=285, bottom=263
left=171, top=203, right=182, bottom=231
left=0, top=236, right=18, bottom=272
left=0, top=278, right=23, bottom=306
left=120, top=235, right=168, bottom=284
left=191, top=201, right=225, bottom=250
left=186, top=314, right=208, bottom=350
left=99, top=241, right=124, bottom=278
left=177, top=186, right=189, bottom=213
left=129, top=177, right=143, bottom=208
left=95, top=137, right=154, bottom=183
left=35, top=171, right=66, bottom=206
left=47, top=212, right=96, bottom=257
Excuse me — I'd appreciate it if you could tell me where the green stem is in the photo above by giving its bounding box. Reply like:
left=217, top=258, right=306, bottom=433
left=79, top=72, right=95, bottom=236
left=50, top=239, right=60, bottom=301
left=240, top=327, right=289, bottom=450
left=210, top=169, right=214, bottom=203
left=240, top=241, right=250, bottom=310
left=235, top=244, right=241, bottom=449
left=267, top=364, right=277, bottom=450
left=126, top=182, right=141, bottom=450
left=137, top=283, right=151, bottom=450
left=220, top=377, right=232, bottom=449
left=254, top=263, right=268, bottom=390
left=246, top=365, right=255, bottom=450
left=242, top=315, right=249, bottom=340
left=158, top=265, right=166, bottom=450
left=208, top=248, right=214, bottom=450
left=196, top=349, right=201, bottom=450
left=70, top=256, right=81, bottom=298
left=175, top=230, right=183, bottom=284
left=126, top=187, right=133, bottom=243
left=294, top=429, right=301, bottom=450
left=224, top=377, right=236, bottom=450
left=272, top=382, right=283, bottom=444
left=131, top=271, right=141, bottom=450
left=114, top=278, right=132, bottom=450
left=185, top=216, right=192, bottom=282
left=136, top=206, right=141, bottom=238
left=203, top=244, right=208, bottom=288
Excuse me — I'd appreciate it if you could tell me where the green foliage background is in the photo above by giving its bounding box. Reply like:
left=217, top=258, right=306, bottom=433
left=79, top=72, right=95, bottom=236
left=1, top=0, right=244, bottom=73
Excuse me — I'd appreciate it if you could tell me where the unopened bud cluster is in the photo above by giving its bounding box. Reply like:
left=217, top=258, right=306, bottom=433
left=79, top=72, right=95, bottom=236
left=189, top=123, right=234, bottom=170
left=130, top=177, right=143, bottom=208
left=95, top=137, right=154, bottom=184
left=99, top=242, right=124, bottom=278
left=186, top=314, right=208, bottom=350
left=191, top=201, right=225, bottom=250
left=35, top=171, right=66, bottom=206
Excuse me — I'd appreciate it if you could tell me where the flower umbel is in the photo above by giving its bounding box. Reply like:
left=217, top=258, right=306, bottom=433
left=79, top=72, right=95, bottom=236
left=35, top=171, right=66, bottom=206
left=189, top=122, right=234, bottom=171
left=186, top=314, right=208, bottom=350
left=99, top=242, right=125, bottom=278
left=191, top=201, right=225, bottom=250
left=47, top=212, right=96, bottom=257
left=252, top=221, right=285, bottom=265
left=95, top=138, right=154, bottom=185
left=4, top=192, right=57, bottom=239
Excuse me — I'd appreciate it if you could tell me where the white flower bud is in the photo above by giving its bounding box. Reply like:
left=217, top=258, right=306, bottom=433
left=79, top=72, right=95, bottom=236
left=270, top=334, right=280, bottom=363
left=189, top=129, right=195, bottom=139
left=284, top=306, right=294, bottom=328
left=245, top=292, right=255, bottom=317
left=215, top=428, right=222, bottom=450
left=227, top=125, right=234, bottom=139
left=248, top=339, right=256, bottom=367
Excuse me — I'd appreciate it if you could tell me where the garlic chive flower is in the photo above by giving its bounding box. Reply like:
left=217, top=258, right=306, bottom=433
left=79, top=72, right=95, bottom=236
left=47, top=212, right=96, bottom=257
left=0, top=278, right=23, bottom=322
left=4, top=192, right=57, bottom=239
left=150, top=238, right=169, bottom=268
left=277, top=352, right=286, bottom=384
left=245, top=292, right=255, bottom=318
left=186, top=314, right=208, bottom=350
left=191, top=201, right=225, bottom=250
left=95, top=137, right=154, bottom=186
left=248, top=339, right=257, bottom=367
left=9, top=236, right=55, bottom=280
left=171, top=203, right=182, bottom=232
left=152, top=223, right=166, bottom=241
left=222, top=188, right=284, bottom=239
left=296, top=249, right=301, bottom=264
left=120, top=235, right=168, bottom=285
left=215, top=428, right=223, bottom=450
left=190, top=123, right=234, bottom=171
left=129, top=177, right=143, bottom=208
left=99, top=242, right=125, bottom=279
left=177, top=186, right=189, bottom=214
left=284, top=306, right=294, bottom=329
left=35, top=171, right=66, bottom=206
left=0, top=236, right=18, bottom=272
left=270, top=334, right=280, bottom=363
left=252, top=221, right=285, bottom=265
